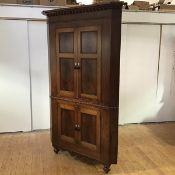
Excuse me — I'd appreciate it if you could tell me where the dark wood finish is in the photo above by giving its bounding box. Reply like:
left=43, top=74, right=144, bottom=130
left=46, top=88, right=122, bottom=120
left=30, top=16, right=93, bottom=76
left=56, top=28, right=77, bottom=98
left=59, top=103, right=76, bottom=143
left=79, top=106, right=100, bottom=152
left=78, top=26, right=101, bottom=101
left=43, top=2, right=122, bottom=16
left=44, top=2, right=122, bottom=173
left=59, top=32, right=74, bottom=53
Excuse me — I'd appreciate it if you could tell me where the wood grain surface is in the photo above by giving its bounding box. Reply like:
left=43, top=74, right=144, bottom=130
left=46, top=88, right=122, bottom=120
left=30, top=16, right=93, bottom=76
left=0, top=122, right=175, bottom=175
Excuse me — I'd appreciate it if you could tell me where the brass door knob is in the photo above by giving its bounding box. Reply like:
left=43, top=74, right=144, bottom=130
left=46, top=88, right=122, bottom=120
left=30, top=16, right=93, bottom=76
left=75, top=124, right=81, bottom=131
left=74, top=62, right=80, bottom=69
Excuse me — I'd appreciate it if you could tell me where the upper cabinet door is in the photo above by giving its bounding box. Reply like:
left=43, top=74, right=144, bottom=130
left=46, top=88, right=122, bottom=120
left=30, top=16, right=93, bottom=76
left=77, top=26, right=101, bottom=101
left=56, top=28, right=77, bottom=98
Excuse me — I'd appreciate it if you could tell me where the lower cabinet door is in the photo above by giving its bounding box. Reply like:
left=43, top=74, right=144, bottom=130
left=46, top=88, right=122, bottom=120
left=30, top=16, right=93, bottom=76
left=57, top=101, right=101, bottom=159
left=58, top=103, right=77, bottom=144
left=78, top=106, right=100, bottom=153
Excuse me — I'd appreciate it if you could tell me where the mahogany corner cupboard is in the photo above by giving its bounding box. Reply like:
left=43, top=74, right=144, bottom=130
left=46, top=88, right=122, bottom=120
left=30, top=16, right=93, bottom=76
left=43, top=2, right=123, bottom=173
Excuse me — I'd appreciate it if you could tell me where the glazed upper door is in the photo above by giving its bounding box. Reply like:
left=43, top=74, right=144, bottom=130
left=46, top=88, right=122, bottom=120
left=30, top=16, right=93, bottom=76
left=78, top=106, right=100, bottom=152
left=56, top=28, right=77, bottom=98
left=56, top=26, right=101, bottom=101
left=77, top=26, right=101, bottom=101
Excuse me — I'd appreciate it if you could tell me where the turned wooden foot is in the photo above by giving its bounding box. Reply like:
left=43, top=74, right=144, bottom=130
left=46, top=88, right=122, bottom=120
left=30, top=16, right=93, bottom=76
left=103, top=164, right=111, bottom=173
left=53, top=148, right=59, bottom=154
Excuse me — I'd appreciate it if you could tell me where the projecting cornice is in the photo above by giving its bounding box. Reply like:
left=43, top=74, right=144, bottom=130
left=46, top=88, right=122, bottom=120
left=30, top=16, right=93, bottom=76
left=42, top=2, right=123, bottom=17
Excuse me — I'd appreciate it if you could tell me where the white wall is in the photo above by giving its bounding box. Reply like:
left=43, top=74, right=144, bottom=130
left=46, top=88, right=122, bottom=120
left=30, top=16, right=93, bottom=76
left=1, top=6, right=175, bottom=132
left=156, top=25, right=175, bottom=122
left=119, top=24, right=175, bottom=124
left=0, top=5, right=52, bottom=132
left=0, top=20, right=31, bottom=132
left=0, top=20, right=50, bottom=132
left=28, top=21, right=50, bottom=130
left=119, top=24, right=162, bottom=124
left=0, top=4, right=53, bottom=19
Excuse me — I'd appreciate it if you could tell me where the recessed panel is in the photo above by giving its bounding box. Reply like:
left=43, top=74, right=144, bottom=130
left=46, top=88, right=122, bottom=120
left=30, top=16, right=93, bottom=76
left=81, top=31, right=97, bottom=53
left=81, top=59, right=97, bottom=95
left=81, top=113, right=96, bottom=145
left=60, top=58, right=74, bottom=91
left=59, top=32, right=74, bottom=53
left=61, top=108, right=75, bottom=138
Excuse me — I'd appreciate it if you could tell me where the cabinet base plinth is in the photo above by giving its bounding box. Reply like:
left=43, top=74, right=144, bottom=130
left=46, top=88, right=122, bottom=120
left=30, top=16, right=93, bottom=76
left=103, top=164, right=111, bottom=173
left=53, top=148, right=59, bottom=154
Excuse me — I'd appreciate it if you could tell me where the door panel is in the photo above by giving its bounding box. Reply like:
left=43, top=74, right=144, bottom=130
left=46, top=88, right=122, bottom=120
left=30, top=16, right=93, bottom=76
left=61, top=109, right=75, bottom=138
left=81, top=58, right=97, bottom=96
left=78, top=26, right=101, bottom=101
left=56, top=28, right=77, bottom=98
left=60, top=58, right=74, bottom=92
left=58, top=103, right=77, bottom=144
left=78, top=107, right=100, bottom=151
left=59, top=32, right=74, bottom=53
left=81, top=31, right=97, bottom=53
left=81, top=113, right=97, bottom=145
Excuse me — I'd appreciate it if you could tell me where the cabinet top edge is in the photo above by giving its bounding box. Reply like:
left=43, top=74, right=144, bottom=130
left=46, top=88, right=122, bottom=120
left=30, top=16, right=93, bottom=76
left=42, top=1, right=123, bottom=17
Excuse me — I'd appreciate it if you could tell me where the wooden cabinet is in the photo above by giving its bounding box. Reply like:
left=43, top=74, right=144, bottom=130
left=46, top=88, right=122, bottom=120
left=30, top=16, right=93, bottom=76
left=43, top=2, right=122, bottom=173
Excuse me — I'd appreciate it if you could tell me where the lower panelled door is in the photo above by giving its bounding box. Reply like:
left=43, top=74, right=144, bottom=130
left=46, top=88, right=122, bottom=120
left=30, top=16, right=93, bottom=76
left=58, top=102, right=78, bottom=145
left=57, top=101, right=101, bottom=159
left=77, top=106, right=101, bottom=159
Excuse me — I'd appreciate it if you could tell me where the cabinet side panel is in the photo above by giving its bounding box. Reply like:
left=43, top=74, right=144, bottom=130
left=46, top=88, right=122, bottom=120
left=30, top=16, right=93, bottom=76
left=51, top=99, right=59, bottom=148
left=109, top=9, right=122, bottom=163
left=110, top=9, right=122, bottom=106
left=109, top=110, right=118, bottom=164
left=48, top=23, right=58, bottom=147
left=101, top=18, right=111, bottom=106
left=49, top=23, right=57, bottom=97
left=100, top=110, right=110, bottom=163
